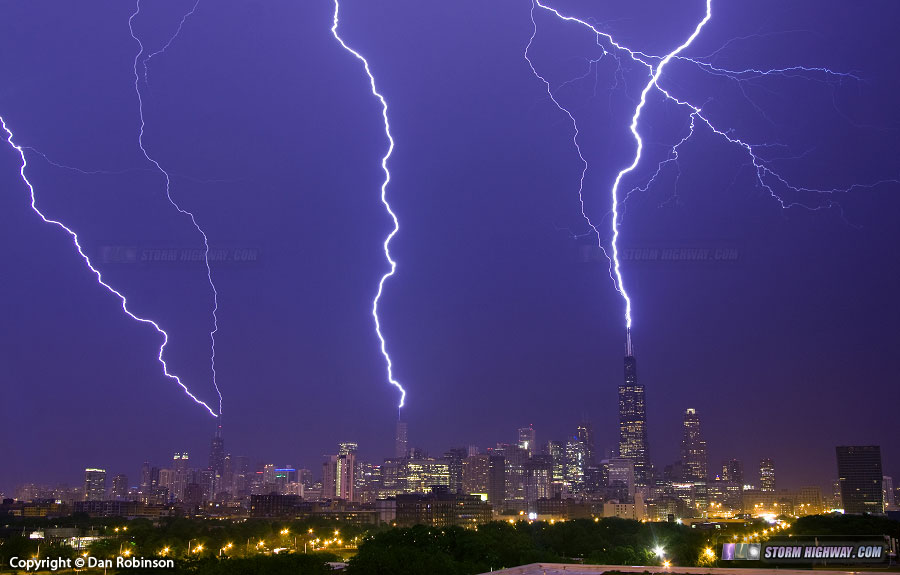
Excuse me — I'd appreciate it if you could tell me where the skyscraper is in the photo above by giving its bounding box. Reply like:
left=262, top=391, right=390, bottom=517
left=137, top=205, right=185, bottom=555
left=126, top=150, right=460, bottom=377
left=759, top=458, right=776, bottom=492
left=139, top=461, right=151, bottom=502
left=618, top=328, right=650, bottom=485
left=836, top=445, right=884, bottom=514
left=395, top=421, right=408, bottom=458
left=564, top=437, right=587, bottom=492
left=84, top=468, right=107, bottom=501
left=208, top=424, right=225, bottom=495
left=323, top=443, right=358, bottom=501
left=576, top=422, right=595, bottom=466
left=336, top=451, right=356, bottom=501
left=517, top=425, right=536, bottom=458
left=608, top=457, right=636, bottom=498
left=524, top=456, right=553, bottom=506
left=173, top=453, right=189, bottom=501
left=680, top=408, right=708, bottom=481
left=111, top=474, right=128, bottom=501
left=722, top=459, right=744, bottom=484
left=461, top=454, right=505, bottom=506
left=208, top=425, right=225, bottom=475
left=444, top=448, right=467, bottom=493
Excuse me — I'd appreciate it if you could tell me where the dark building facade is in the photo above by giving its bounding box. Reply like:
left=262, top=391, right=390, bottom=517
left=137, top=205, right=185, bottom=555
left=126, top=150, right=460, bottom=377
left=395, top=421, right=408, bottom=458
left=444, top=448, right=467, bottom=494
left=836, top=445, right=884, bottom=515
left=618, top=328, right=650, bottom=485
left=395, top=487, right=492, bottom=527
left=722, top=459, right=744, bottom=484
left=208, top=425, right=225, bottom=494
left=250, top=494, right=303, bottom=517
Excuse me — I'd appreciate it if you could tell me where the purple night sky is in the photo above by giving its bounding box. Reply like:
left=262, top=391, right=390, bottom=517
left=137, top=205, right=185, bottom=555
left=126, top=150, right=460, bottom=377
left=1, top=0, right=898, bottom=494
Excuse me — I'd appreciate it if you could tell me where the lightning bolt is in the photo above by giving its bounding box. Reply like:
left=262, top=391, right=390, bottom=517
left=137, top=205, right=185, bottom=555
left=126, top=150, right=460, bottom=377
left=141, top=0, right=201, bottom=83
left=129, top=0, right=222, bottom=415
left=23, top=144, right=241, bottom=186
left=530, top=0, right=899, bottom=330
left=331, top=0, right=406, bottom=409
left=525, top=4, right=617, bottom=290
left=1, top=115, right=218, bottom=417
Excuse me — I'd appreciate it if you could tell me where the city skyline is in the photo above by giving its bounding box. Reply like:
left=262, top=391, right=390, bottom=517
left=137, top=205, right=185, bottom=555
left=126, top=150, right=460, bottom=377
left=2, top=0, right=899, bottom=500
left=4, top=384, right=895, bottom=499
left=7, top=416, right=894, bottom=523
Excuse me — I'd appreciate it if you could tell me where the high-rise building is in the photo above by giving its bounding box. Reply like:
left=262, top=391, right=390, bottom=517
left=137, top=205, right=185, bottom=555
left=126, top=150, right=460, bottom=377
left=462, top=454, right=504, bottom=506
left=323, top=444, right=357, bottom=501
left=499, top=444, right=528, bottom=510
left=222, top=454, right=234, bottom=496
left=608, top=458, right=636, bottom=499
left=84, top=468, right=107, bottom=501
left=830, top=479, right=842, bottom=510
left=722, top=459, right=744, bottom=484
left=680, top=408, right=708, bottom=481
left=884, top=476, right=895, bottom=508
left=395, top=421, right=408, bottom=458
left=144, top=466, right=163, bottom=504
left=524, top=455, right=553, bottom=506
left=576, top=422, right=595, bottom=466
left=207, top=425, right=225, bottom=496
left=322, top=456, right=336, bottom=498
left=618, top=328, right=650, bottom=485
left=444, top=448, right=467, bottom=493
left=564, top=437, right=587, bottom=492
left=111, top=474, right=128, bottom=501
left=336, top=451, right=355, bottom=501
left=158, top=469, right=175, bottom=501
left=517, top=425, right=536, bottom=458
left=544, top=441, right=566, bottom=485
left=173, top=453, right=189, bottom=501
left=208, top=424, right=225, bottom=479
left=759, top=458, right=776, bottom=492
left=836, top=445, right=883, bottom=514
left=139, top=462, right=152, bottom=503
left=232, top=456, right=251, bottom=496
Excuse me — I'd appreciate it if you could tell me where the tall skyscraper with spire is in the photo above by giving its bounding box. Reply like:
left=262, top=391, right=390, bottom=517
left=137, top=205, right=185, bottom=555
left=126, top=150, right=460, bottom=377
left=395, top=420, right=408, bottom=458
left=208, top=424, right=225, bottom=495
left=618, top=328, right=650, bottom=485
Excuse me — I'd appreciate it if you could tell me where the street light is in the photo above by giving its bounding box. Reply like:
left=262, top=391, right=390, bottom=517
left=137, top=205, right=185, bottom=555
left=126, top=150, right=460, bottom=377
left=654, top=546, right=666, bottom=559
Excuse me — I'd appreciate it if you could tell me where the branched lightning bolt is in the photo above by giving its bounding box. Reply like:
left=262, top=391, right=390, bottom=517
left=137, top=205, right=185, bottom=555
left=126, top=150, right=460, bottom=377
left=604, top=1, right=713, bottom=329
left=22, top=145, right=240, bottom=186
left=140, top=0, right=201, bottom=82
left=531, top=0, right=899, bottom=330
left=331, top=0, right=406, bottom=409
left=1, top=115, right=219, bottom=417
left=525, top=3, right=616, bottom=289
left=129, top=0, right=222, bottom=415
